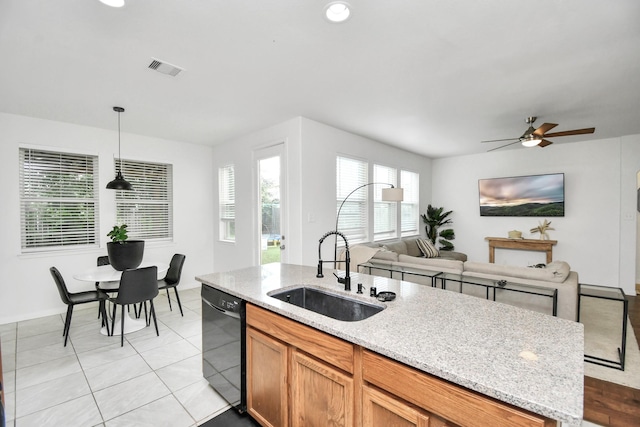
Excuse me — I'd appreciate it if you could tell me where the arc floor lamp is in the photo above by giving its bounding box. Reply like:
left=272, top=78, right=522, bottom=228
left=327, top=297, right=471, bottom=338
left=333, top=183, right=404, bottom=265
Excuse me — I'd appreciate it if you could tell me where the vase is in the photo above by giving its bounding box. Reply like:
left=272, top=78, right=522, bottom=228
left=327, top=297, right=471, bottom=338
left=107, top=240, right=145, bottom=271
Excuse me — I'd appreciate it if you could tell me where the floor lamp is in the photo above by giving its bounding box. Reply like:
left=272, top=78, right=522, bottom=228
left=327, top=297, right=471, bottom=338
left=333, top=183, right=404, bottom=267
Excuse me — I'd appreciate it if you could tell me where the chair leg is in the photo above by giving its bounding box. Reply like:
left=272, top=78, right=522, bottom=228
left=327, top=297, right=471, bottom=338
left=143, top=302, right=149, bottom=326
left=63, top=305, right=73, bottom=347
left=150, top=300, right=159, bottom=336
left=99, top=300, right=109, bottom=336
left=173, top=287, right=183, bottom=317
left=165, top=289, right=172, bottom=311
left=111, top=303, right=117, bottom=337
left=121, top=304, right=125, bottom=347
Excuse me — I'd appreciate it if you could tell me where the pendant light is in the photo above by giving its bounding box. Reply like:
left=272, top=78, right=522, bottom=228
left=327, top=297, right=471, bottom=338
left=106, top=106, right=133, bottom=190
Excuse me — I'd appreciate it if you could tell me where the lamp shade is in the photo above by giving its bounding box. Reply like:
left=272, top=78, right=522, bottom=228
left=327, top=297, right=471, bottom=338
left=106, top=171, right=132, bottom=190
left=382, top=187, right=404, bottom=202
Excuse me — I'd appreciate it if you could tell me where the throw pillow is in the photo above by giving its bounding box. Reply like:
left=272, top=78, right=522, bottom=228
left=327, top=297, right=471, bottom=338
left=416, top=238, right=439, bottom=258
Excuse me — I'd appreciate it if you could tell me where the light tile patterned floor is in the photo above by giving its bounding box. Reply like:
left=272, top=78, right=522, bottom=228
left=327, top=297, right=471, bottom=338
left=1, top=287, right=230, bottom=427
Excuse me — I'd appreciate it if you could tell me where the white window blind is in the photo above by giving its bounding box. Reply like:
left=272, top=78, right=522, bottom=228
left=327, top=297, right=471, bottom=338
left=19, top=148, right=99, bottom=251
left=336, top=156, right=368, bottom=243
left=219, top=165, right=235, bottom=242
left=401, top=170, right=420, bottom=236
left=115, top=160, right=172, bottom=241
left=373, top=164, right=397, bottom=241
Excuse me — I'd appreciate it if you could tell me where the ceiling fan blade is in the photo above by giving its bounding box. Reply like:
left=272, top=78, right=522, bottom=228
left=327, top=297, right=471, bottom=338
left=481, top=137, right=520, bottom=143
left=533, top=123, right=558, bottom=136
left=538, top=139, right=553, bottom=148
left=487, top=140, right=520, bottom=152
left=543, top=127, right=595, bottom=138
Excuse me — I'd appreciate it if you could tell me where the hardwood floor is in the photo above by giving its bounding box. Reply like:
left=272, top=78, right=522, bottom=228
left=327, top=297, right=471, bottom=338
left=583, top=294, right=640, bottom=426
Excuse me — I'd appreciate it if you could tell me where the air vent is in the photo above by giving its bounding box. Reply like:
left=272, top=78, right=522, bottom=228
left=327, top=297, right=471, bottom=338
left=148, top=58, right=184, bottom=77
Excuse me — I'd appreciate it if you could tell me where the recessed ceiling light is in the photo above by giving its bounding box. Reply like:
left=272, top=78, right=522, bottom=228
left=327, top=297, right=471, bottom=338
left=325, top=1, right=352, bottom=23
left=99, top=0, right=125, bottom=7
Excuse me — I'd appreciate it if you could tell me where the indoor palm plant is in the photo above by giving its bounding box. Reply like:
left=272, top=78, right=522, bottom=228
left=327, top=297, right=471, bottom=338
left=421, top=205, right=455, bottom=251
left=106, top=224, right=145, bottom=270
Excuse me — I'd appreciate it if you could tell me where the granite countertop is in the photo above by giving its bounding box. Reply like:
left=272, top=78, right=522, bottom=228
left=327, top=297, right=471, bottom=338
left=196, top=263, right=583, bottom=426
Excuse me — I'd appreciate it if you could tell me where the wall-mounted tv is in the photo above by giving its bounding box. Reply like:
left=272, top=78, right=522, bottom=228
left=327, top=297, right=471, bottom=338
left=479, top=173, right=565, bottom=217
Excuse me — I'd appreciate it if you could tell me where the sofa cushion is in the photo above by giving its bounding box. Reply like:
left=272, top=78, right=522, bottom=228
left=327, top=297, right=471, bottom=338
left=403, top=238, right=424, bottom=257
left=463, top=261, right=571, bottom=283
left=398, top=254, right=463, bottom=274
left=371, top=249, right=399, bottom=262
left=383, top=240, right=408, bottom=255
left=416, top=238, right=439, bottom=258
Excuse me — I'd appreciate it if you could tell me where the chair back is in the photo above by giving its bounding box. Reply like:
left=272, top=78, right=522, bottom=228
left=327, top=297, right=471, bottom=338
left=117, top=266, right=159, bottom=305
left=97, top=256, right=110, bottom=266
left=165, top=254, right=186, bottom=285
left=50, top=267, right=71, bottom=305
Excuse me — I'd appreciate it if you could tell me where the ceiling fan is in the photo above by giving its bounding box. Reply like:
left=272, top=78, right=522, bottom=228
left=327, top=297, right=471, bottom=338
left=481, top=117, right=595, bottom=152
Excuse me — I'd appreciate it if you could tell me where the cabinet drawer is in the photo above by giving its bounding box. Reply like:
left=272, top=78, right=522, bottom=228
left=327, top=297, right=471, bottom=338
left=247, top=304, right=354, bottom=373
left=362, top=350, right=554, bottom=427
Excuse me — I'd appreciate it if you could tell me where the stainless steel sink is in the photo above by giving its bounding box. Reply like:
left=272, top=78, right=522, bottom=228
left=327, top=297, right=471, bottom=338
left=268, top=286, right=385, bottom=321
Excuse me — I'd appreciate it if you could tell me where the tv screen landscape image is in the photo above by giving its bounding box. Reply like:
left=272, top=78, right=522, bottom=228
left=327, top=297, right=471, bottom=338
left=479, top=173, right=565, bottom=217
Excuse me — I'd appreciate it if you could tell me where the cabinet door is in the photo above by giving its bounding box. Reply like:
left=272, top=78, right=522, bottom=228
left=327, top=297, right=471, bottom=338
left=247, top=327, right=288, bottom=427
left=363, top=384, right=430, bottom=427
left=291, top=350, right=354, bottom=427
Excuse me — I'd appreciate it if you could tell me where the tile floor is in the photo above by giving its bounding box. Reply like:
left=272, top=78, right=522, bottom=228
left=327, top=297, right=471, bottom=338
left=1, top=287, right=231, bottom=427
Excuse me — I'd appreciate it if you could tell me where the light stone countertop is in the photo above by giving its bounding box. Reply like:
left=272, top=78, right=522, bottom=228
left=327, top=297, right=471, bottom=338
left=196, top=263, right=583, bottom=426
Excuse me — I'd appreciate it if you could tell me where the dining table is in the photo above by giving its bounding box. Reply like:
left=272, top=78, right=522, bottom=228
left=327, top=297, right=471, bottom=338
left=73, top=261, right=169, bottom=336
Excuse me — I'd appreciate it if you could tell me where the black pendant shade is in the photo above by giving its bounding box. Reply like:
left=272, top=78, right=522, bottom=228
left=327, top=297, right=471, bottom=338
left=106, top=106, right=133, bottom=190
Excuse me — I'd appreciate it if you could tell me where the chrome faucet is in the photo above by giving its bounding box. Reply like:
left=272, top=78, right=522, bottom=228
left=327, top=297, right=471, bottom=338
left=316, top=230, right=351, bottom=291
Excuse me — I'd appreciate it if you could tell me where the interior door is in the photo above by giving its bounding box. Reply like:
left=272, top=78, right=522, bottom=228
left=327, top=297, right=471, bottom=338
left=256, top=144, right=286, bottom=265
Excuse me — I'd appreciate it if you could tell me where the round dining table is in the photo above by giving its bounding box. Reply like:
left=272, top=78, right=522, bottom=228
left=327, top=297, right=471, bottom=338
left=73, top=261, right=169, bottom=336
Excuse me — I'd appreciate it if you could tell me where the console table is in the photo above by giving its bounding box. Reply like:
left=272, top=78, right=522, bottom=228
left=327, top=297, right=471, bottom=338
left=485, top=237, right=557, bottom=263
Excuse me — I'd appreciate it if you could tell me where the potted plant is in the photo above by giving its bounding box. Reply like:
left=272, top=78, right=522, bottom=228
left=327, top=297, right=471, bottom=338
left=106, top=224, right=145, bottom=271
left=420, top=205, right=455, bottom=251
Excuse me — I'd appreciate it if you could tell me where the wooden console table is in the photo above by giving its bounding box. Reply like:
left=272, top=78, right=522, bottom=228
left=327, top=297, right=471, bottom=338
left=485, top=237, right=557, bottom=263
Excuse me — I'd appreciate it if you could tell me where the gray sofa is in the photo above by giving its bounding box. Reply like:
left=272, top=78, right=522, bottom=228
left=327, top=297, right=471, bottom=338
left=354, top=237, right=579, bottom=321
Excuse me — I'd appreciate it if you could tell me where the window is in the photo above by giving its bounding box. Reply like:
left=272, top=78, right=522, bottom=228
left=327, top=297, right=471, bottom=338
left=115, top=160, right=173, bottom=241
left=336, top=156, right=368, bottom=243
left=219, top=165, right=235, bottom=242
left=19, top=147, right=99, bottom=251
left=400, top=170, right=420, bottom=237
left=373, top=164, right=397, bottom=241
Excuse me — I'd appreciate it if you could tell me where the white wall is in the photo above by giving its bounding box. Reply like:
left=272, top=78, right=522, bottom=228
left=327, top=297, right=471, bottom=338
left=0, top=112, right=215, bottom=324
left=432, top=136, right=639, bottom=295
left=211, top=117, right=432, bottom=272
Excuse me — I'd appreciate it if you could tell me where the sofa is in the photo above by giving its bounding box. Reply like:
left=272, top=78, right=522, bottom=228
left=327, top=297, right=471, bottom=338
left=351, top=237, right=579, bottom=321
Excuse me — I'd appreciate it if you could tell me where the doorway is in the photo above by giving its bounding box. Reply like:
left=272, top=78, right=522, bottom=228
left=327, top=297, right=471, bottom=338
left=256, top=144, right=286, bottom=265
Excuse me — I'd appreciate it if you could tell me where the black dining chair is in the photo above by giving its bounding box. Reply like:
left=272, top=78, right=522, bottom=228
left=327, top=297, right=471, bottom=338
left=158, top=254, right=186, bottom=316
left=110, top=266, right=159, bottom=346
left=50, top=266, right=110, bottom=346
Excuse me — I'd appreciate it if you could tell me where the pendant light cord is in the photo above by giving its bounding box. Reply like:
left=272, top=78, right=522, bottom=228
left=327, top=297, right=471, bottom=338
left=117, top=109, right=122, bottom=173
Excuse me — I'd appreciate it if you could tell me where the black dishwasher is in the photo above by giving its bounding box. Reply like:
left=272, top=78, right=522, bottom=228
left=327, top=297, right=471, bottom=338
left=201, top=284, right=246, bottom=412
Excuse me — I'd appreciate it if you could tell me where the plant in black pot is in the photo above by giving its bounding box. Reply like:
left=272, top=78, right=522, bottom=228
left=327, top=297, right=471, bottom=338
left=107, top=224, right=145, bottom=271
left=421, top=205, right=455, bottom=251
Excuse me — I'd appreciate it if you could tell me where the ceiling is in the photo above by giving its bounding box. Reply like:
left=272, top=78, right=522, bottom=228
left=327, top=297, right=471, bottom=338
left=1, top=0, right=639, bottom=158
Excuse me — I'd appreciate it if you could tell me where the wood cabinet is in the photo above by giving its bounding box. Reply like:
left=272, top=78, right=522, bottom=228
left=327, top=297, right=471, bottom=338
left=246, top=304, right=555, bottom=427
left=246, top=304, right=356, bottom=427
left=291, top=350, right=354, bottom=427
left=363, top=384, right=430, bottom=427
left=246, top=327, right=288, bottom=427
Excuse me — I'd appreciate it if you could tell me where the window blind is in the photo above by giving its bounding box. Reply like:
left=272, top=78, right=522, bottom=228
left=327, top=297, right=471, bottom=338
left=401, top=170, right=419, bottom=236
left=219, top=165, right=235, bottom=241
left=373, top=164, right=397, bottom=241
left=115, top=160, right=173, bottom=241
left=19, top=148, right=99, bottom=250
left=336, top=156, right=368, bottom=243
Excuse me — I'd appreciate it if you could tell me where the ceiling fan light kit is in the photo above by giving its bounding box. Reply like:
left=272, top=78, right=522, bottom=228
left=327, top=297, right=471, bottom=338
left=99, top=0, right=125, bottom=7
left=482, top=116, right=595, bottom=152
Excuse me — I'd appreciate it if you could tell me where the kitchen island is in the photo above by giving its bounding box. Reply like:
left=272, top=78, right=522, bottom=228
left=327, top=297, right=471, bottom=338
left=196, top=263, right=583, bottom=427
